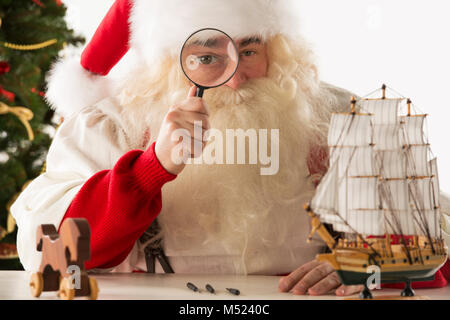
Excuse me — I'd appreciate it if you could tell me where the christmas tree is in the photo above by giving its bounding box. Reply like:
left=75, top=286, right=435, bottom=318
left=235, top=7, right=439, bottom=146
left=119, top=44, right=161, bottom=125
left=0, top=0, right=84, bottom=269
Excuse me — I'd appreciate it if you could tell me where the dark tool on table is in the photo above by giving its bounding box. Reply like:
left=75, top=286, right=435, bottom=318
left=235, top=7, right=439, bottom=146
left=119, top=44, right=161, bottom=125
left=187, top=282, right=200, bottom=293
left=205, top=284, right=215, bottom=294
left=226, top=288, right=240, bottom=296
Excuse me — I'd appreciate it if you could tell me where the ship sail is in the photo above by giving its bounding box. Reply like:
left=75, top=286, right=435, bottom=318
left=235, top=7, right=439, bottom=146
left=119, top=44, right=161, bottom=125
left=401, top=115, right=426, bottom=145
left=328, top=113, right=372, bottom=147
left=312, top=109, right=384, bottom=235
left=310, top=159, right=339, bottom=221
left=363, top=99, right=400, bottom=124
left=310, top=96, right=442, bottom=240
left=430, top=158, right=442, bottom=238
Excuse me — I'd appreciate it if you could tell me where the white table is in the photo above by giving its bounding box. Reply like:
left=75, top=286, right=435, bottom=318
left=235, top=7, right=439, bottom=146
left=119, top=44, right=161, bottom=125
left=1, top=271, right=450, bottom=300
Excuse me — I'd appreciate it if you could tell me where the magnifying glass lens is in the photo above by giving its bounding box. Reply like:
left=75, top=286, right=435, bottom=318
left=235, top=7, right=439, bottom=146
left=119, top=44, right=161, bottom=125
left=181, top=29, right=239, bottom=89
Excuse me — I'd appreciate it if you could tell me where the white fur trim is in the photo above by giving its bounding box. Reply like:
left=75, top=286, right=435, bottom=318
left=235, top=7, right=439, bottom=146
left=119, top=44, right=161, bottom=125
left=45, top=57, right=111, bottom=118
left=130, top=0, right=300, bottom=66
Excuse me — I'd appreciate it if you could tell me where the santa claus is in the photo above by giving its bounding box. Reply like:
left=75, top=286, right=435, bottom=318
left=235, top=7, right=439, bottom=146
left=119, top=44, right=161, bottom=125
left=11, top=0, right=450, bottom=296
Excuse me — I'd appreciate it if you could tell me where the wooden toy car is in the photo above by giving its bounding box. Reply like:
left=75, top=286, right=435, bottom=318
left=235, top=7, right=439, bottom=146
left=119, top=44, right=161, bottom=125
left=29, top=218, right=98, bottom=300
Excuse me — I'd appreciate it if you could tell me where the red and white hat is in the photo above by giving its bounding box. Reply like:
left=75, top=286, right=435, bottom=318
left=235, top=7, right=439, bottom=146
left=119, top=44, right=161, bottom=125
left=46, top=0, right=301, bottom=118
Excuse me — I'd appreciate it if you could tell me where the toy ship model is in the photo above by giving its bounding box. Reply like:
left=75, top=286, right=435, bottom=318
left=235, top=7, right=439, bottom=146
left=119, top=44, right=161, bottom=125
left=305, top=85, right=448, bottom=299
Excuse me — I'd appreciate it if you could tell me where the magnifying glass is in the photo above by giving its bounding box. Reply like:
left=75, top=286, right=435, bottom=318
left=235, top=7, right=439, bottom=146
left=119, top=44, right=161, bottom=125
left=180, top=28, right=240, bottom=98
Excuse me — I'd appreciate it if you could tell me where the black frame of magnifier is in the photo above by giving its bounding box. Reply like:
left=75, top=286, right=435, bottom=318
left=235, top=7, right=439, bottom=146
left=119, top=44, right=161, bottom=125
left=180, top=27, right=240, bottom=98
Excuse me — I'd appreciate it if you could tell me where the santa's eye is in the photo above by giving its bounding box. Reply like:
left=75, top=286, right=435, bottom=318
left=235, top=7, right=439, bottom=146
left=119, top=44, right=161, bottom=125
left=242, top=50, right=256, bottom=57
left=198, top=55, right=218, bottom=65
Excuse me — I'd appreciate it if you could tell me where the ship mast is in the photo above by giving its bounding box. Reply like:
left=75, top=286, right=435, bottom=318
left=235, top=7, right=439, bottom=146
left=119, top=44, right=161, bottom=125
left=407, top=99, right=412, bottom=116
left=351, top=96, right=357, bottom=113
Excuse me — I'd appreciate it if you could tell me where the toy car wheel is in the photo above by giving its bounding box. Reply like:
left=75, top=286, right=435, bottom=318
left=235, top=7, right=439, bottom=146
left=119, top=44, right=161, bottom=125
left=30, top=272, right=44, bottom=297
left=59, top=277, right=75, bottom=300
left=89, top=277, right=99, bottom=300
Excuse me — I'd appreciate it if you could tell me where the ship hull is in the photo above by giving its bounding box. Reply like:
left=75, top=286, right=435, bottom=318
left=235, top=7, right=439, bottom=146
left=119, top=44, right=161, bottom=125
left=316, top=249, right=447, bottom=286
left=336, top=269, right=436, bottom=286
left=304, top=206, right=448, bottom=287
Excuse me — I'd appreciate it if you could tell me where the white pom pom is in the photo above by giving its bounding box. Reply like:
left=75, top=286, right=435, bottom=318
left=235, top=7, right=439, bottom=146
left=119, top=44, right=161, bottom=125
left=45, top=57, right=111, bottom=118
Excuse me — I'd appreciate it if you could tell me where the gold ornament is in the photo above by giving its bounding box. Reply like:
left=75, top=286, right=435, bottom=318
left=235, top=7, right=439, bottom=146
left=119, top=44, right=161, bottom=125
left=1, top=39, right=58, bottom=51
left=1, top=181, right=33, bottom=242
left=0, top=103, right=34, bottom=241
left=0, top=102, right=34, bottom=141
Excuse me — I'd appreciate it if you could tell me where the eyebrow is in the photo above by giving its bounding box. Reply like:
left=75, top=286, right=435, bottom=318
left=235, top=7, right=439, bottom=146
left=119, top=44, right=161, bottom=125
left=190, top=38, right=219, bottom=48
left=239, top=37, right=262, bottom=47
left=188, top=36, right=262, bottom=49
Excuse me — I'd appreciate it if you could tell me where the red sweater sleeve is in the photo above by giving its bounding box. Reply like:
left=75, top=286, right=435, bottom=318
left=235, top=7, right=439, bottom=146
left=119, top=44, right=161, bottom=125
left=60, top=142, right=177, bottom=270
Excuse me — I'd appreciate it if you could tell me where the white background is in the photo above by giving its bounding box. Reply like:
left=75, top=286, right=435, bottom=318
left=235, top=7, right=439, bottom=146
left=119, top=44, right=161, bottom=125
left=62, top=0, right=450, bottom=192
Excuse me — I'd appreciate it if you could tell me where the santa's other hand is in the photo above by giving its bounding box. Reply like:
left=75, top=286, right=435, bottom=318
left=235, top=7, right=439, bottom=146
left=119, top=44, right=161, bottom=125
left=278, top=260, right=364, bottom=296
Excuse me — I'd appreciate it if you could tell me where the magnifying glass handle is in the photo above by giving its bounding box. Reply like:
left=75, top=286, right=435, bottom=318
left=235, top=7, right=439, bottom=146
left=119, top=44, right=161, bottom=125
left=196, top=87, right=205, bottom=98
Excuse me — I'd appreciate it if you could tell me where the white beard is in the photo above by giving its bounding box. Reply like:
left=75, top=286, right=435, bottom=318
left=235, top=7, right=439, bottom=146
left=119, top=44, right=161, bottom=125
left=116, top=35, right=338, bottom=274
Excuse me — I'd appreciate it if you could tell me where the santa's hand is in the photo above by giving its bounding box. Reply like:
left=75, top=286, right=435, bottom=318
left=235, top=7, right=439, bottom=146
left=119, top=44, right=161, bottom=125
left=278, top=260, right=364, bottom=296
left=155, top=86, right=210, bottom=175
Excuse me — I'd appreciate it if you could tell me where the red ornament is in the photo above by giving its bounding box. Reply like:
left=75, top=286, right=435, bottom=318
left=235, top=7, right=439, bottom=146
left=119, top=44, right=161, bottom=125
left=0, top=61, right=11, bottom=75
left=31, top=0, right=61, bottom=8
left=32, top=0, right=45, bottom=7
left=31, top=87, right=46, bottom=98
left=0, top=86, right=15, bottom=102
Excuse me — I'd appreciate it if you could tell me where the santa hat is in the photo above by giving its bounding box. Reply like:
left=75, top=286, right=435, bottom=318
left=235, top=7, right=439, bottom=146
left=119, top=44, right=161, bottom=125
left=46, top=0, right=301, bottom=118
